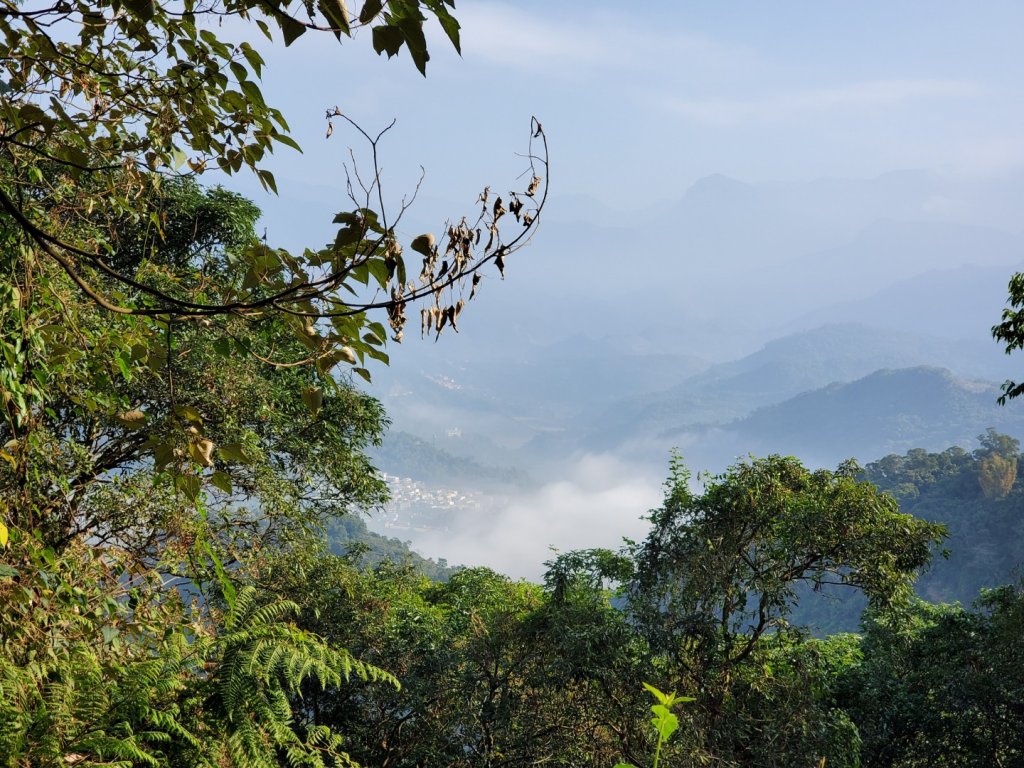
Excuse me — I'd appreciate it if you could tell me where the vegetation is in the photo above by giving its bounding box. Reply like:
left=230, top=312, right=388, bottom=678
left=0, top=1, right=540, bottom=751
left=1, top=3, right=1022, bottom=767
left=862, top=429, right=1024, bottom=605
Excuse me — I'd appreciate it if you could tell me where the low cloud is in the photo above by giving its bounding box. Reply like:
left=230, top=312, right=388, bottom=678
left=387, top=453, right=664, bottom=582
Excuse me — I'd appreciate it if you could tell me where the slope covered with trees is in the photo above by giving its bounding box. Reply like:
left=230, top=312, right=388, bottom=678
left=862, top=429, right=1024, bottom=604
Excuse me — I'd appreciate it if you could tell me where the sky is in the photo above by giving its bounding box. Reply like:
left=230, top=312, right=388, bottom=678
left=224, top=0, right=1024, bottom=250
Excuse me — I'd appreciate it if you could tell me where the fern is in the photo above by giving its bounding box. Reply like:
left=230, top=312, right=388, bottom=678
left=1, top=530, right=395, bottom=768
left=206, top=586, right=397, bottom=768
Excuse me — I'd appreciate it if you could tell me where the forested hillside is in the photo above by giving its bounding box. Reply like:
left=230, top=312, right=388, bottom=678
left=864, top=430, right=1024, bottom=604
left=734, top=367, right=1024, bottom=465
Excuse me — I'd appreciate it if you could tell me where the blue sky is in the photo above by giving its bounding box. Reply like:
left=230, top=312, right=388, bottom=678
left=226, top=0, right=1024, bottom=248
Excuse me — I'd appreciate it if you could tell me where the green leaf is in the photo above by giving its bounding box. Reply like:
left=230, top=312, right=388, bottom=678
left=175, top=473, right=201, bottom=501
left=396, top=16, right=430, bottom=75
left=359, top=0, right=383, bottom=22
left=372, top=24, right=404, bottom=58
left=277, top=12, right=307, bottom=46
left=650, top=707, right=679, bottom=742
left=151, top=441, right=175, bottom=470
left=211, top=471, right=233, bottom=494
left=334, top=225, right=362, bottom=249
left=213, top=337, right=232, bottom=357
left=16, top=104, right=50, bottom=129
left=199, top=538, right=236, bottom=609
left=257, top=169, right=278, bottom=194
left=170, top=147, right=187, bottom=169
left=366, top=257, right=390, bottom=288
left=174, top=405, right=204, bottom=425
left=114, top=351, right=133, bottom=382
left=332, top=211, right=362, bottom=225
left=642, top=682, right=672, bottom=706
left=274, top=133, right=302, bottom=152
left=218, top=443, right=250, bottom=464
left=425, top=0, right=461, bottom=53
left=317, top=0, right=351, bottom=35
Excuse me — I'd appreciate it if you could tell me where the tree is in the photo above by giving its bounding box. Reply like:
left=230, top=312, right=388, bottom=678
left=0, top=0, right=548, bottom=501
left=0, top=3, right=550, bottom=763
left=0, top=178, right=409, bottom=765
left=0, top=0, right=549, bottom=544
left=0, top=0, right=546, bottom=326
left=620, top=455, right=946, bottom=766
left=0, top=536, right=397, bottom=767
left=260, top=550, right=651, bottom=768
left=861, top=435, right=1024, bottom=608
left=630, top=455, right=945, bottom=662
left=993, top=272, right=1024, bottom=402
left=1, top=178, right=389, bottom=571
left=841, top=584, right=1024, bottom=768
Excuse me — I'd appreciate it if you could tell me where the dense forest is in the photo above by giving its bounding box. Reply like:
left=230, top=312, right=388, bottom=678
left=2, top=1, right=1024, bottom=767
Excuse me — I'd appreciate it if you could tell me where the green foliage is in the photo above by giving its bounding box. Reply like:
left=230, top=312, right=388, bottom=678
left=0, top=0, right=547, bottom=494
left=260, top=552, right=647, bottom=767
left=0, top=3, right=553, bottom=765
left=0, top=529, right=394, bottom=768
left=993, top=271, right=1024, bottom=402
left=0, top=0, right=457, bottom=189
left=555, top=454, right=946, bottom=767
left=840, top=584, right=1024, bottom=767
left=0, top=533, right=193, bottom=767
left=204, top=586, right=398, bottom=768
left=0, top=179, right=388, bottom=573
left=631, top=455, right=946, bottom=658
left=325, top=513, right=455, bottom=581
left=859, top=432, right=1024, bottom=608
left=0, top=175, right=407, bottom=765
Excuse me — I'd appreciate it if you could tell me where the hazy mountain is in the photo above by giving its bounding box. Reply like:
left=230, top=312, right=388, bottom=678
left=565, top=323, right=1016, bottom=454
left=787, top=261, right=1023, bottom=346
left=369, top=334, right=709, bottom=469
left=766, top=219, right=1023, bottom=320
left=371, top=430, right=526, bottom=488
left=443, top=170, right=1024, bottom=357
left=730, top=366, right=1024, bottom=466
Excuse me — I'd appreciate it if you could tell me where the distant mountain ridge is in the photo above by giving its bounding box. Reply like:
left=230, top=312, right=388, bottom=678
left=570, top=323, right=1018, bottom=454
left=730, top=366, right=1024, bottom=466
left=787, top=261, right=1024, bottom=345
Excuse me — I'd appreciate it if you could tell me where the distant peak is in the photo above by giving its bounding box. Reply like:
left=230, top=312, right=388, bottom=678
left=683, top=173, right=750, bottom=198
